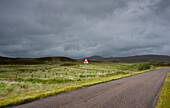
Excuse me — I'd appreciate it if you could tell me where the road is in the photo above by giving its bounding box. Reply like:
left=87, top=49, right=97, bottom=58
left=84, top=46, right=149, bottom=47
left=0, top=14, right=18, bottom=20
left=12, top=68, right=170, bottom=108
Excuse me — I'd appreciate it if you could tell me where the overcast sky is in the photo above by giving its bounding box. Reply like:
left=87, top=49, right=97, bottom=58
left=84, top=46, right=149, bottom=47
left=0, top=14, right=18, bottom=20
left=0, top=0, right=170, bottom=58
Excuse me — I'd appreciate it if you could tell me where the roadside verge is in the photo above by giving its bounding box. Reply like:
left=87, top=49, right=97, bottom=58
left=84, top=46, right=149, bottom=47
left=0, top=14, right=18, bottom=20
left=0, top=69, right=155, bottom=107
left=155, top=71, right=170, bottom=108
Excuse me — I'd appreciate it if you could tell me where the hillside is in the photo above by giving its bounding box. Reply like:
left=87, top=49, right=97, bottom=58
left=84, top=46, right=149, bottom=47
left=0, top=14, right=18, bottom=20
left=0, top=56, right=77, bottom=65
left=87, top=55, right=170, bottom=62
left=87, top=55, right=105, bottom=60
left=1, top=55, right=170, bottom=65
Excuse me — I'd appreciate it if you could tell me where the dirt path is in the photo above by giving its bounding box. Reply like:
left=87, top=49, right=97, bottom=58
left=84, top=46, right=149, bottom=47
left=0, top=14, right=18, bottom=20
left=12, top=68, right=170, bottom=108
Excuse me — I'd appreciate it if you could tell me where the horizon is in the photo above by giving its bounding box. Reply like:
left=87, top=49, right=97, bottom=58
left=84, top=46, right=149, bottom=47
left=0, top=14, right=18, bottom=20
left=1, top=54, right=170, bottom=59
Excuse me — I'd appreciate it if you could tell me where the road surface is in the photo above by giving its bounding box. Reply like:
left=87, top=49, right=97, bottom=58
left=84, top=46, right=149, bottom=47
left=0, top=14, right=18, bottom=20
left=12, top=68, right=170, bottom=108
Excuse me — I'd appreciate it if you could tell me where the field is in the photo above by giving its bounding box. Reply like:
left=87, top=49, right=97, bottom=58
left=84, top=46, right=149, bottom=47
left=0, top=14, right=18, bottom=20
left=155, top=71, right=170, bottom=108
left=0, top=61, right=154, bottom=107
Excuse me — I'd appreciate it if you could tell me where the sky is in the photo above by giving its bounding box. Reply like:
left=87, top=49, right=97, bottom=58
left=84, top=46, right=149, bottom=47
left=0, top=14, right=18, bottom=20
left=0, top=0, right=170, bottom=58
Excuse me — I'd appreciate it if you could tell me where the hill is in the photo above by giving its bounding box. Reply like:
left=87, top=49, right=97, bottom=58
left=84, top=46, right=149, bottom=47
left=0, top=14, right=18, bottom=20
left=87, top=55, right=170, bottom=62
left=0, top=56, right=77, bottom=65
left=1, top=55, right=170, bottom=65
left=87, top=55, right=105, bottom=60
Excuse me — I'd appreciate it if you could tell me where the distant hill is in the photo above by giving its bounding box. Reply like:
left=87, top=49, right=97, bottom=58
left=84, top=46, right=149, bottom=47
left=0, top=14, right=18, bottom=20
left=87, top=55, right=170, bottom=62
left=0, top=56, right=77, bottom=65
left=37, top=57, right=77, bottom=62
left=1, top=55, right=170, bottom=65
left=87, top=55, right=105, bottom=60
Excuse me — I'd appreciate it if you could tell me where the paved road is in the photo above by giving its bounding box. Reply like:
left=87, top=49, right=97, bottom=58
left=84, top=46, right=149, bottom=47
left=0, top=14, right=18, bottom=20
left=12, top=68, right=170, bottom=108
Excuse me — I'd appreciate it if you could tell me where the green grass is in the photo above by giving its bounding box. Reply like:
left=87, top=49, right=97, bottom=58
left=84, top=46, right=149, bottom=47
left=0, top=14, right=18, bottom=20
left=155, top=71, right=170, bottom=108
left=138, top=63, right=151, bottom=70
left=0, top=62, right=154, bottom=107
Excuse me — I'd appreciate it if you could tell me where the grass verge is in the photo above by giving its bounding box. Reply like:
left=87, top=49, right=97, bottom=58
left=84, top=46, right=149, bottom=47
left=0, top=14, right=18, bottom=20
left=155, top=71, right=170, bottom=108
left=0, top=69, right=154, bottom=107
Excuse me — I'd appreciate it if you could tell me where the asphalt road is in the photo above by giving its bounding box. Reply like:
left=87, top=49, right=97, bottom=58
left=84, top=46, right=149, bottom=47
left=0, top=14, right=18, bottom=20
left=12, top=68, right=170, bottom=108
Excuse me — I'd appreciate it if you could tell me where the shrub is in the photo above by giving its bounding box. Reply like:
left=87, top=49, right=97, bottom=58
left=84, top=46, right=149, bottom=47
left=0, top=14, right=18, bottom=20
left=150, top=62, right=170, bottom=66
left=138, top=63, right=150, bottom=70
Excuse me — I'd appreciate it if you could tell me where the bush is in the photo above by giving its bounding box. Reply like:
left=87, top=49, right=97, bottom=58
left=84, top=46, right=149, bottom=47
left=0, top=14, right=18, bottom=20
left=150, top=62, right=170, bottom=66
left=138, top=63, right=151, bottom=70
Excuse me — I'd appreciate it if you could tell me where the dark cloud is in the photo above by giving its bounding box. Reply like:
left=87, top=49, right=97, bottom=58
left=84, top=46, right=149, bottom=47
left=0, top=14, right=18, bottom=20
left=0, top=0, right=170, bottom=58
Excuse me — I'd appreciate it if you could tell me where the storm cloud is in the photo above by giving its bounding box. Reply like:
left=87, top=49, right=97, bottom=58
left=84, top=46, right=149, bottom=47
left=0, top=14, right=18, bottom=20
left=0, top=0, right=170, bottom=58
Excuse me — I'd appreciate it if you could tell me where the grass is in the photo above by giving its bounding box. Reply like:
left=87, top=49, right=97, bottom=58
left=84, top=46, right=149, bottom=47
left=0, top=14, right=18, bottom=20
left=0, top=62, right=154, bottom=107
left=138, top=63, right=151, bottom=70
left=155, top=71, right=170, bottom=108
